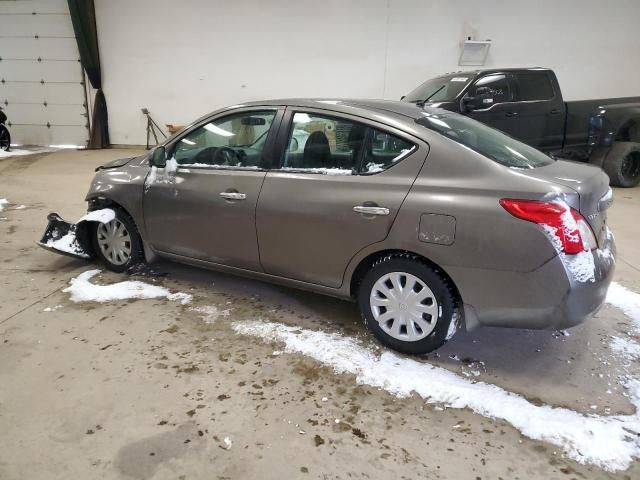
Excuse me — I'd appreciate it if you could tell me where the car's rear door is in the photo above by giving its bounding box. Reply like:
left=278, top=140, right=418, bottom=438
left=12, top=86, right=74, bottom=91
left=256, top=108, right=428, bottom=288
left=143, top=107, right=283, bottom=271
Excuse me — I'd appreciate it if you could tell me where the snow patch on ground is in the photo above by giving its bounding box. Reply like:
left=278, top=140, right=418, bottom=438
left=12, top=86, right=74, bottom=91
left=63, top=269, right=192, bottom=304
left=0, top=147, right=52, bottom=158
left=190, top=305, right=230, bottom=324
left=233, top=320, right=640, bottom=472
left=610, top=336, right=640, bottom=360
left=607, top=282, right=640, bottom=332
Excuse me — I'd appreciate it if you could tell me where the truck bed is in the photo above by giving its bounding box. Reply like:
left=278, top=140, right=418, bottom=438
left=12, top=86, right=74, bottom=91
left=564, top=96, right=640, bottom=152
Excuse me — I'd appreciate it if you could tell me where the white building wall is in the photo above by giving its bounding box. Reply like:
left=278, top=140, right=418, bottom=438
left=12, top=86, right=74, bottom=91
left=95, top=0, right=640, bottom=145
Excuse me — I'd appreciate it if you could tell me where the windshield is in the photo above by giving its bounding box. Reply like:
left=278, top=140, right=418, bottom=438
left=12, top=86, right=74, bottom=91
left=404, top=75, right=472, bottom=103
left=416, top=112, right=554, bottom=169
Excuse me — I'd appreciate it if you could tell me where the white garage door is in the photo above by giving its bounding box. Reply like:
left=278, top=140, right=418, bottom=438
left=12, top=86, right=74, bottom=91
left=0, top=0, right=88, bottom=146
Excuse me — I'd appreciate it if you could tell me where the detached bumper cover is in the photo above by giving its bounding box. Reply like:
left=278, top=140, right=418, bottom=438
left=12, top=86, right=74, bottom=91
left=37, top=213, right=93, bottom=260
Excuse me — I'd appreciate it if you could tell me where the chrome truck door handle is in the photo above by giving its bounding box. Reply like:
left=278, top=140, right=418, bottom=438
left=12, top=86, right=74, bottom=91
left=353, top=205, right=390, bottom=216
left=220, top=192, right=247, bottom=200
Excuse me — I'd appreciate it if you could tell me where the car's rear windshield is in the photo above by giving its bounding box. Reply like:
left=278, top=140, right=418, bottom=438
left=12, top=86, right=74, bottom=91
left=404, top=75, right=472, bottom=103
left=415, top=112, right=555, bottom=169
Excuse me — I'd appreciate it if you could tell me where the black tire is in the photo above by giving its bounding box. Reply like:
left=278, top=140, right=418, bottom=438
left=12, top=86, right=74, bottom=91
left=91, top=208, right=143, bottom=273
left=357, top=254, right=458, bottom=354
left=602, top=142, right=640, bottom=188
left=0, top=125, right=10, bottom=152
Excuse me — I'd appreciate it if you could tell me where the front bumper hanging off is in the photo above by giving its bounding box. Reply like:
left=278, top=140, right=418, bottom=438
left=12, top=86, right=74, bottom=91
left=37, top=212, right=94, bottom=260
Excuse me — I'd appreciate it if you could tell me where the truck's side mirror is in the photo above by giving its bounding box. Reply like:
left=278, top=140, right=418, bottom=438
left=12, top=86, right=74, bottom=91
left=462, top=87, right=493, bottom=113
left=150, top=146, right=166, bottom=168
left=461, top=96, right=477, bottom=113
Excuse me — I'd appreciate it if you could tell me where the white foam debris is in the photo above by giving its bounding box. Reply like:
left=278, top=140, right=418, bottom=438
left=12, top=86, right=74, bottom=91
left=541, top=199, right=597, bottom=283
left=0, top=198, right=8, bottom=212
left=43, top=305, right=63, bottom=312
left=223, top=436, right=233, bottom=449
left=78, top=208, right=116, bottom=224
left=145, top=156, right=179, bottom=190
left=233, top=320, right=640, bottom=472
left=190, top=305, right=230, bottom=324
left=280, top=167, right=352, bottom=176
left=42, top=208, right=116, bottom=256
left=45, top=231, right=90, bottom=258
left=63, top=269, right=192, bottom=304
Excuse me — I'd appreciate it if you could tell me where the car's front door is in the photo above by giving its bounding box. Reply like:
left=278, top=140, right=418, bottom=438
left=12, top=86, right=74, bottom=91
left=465, top=73, right=520, bottom=138
left=256, top=109, right=428, bottom=288
left=143, top=108, right=282, bottom=270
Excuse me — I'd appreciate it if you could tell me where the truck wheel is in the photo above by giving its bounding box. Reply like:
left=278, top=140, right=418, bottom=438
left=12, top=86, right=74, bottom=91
left=602, top=142, right=640, bottom=188
left=0, top=125, right=10, bottom=151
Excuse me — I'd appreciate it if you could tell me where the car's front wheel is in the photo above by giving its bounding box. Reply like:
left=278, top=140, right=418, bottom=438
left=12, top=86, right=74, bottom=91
left=91, top=209, right=143, bottom=272
left=358, top=255, right=458, bottom=354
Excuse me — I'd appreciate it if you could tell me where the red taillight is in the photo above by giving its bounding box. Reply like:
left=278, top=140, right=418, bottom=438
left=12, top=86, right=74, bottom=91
left=499, top=199, right=595, bottom=255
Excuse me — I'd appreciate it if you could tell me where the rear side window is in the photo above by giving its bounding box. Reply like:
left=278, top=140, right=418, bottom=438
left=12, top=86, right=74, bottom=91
left=515, top=72, right=554, bottom=101
left=281, top=112, right=415, bottom=175
left=416, top=112, right=554, bottom=169
left=363, top=129, right=415, bottom=173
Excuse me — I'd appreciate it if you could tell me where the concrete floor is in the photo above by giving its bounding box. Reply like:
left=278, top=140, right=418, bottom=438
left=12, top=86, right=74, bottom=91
left=0, top=148, right=639, bottom=480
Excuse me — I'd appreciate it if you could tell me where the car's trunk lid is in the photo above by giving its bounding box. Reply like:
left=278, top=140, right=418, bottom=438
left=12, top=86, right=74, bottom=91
left=519, top=160, right=612, bottom=246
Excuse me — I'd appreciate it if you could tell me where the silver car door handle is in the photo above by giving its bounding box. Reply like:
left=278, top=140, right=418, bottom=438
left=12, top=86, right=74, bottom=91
left=353, top=205, right=390, bottom=216
left=220, top=192, right=247, bottom=200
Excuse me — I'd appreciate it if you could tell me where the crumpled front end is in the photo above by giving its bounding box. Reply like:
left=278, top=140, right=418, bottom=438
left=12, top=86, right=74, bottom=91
left=38, top=209, right=116, bottom=260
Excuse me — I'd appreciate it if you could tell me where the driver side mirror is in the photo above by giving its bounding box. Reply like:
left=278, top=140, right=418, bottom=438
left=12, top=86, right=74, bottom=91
left=150, top=146, right=166, bottom=168
left=462, top=86, right=494, bottom=113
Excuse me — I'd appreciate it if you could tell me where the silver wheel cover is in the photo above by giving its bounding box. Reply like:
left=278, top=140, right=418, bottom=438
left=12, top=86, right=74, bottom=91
left=96, top=219, right=132, bottom=266
left=369, top=271, right=439, bottom=342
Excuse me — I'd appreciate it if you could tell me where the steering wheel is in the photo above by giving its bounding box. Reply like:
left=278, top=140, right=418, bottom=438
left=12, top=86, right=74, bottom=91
left=213, top=147, right=240, bottom=166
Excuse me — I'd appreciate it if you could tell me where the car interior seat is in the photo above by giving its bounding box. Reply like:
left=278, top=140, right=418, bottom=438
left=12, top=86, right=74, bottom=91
left=302, top=131, right=331, bottom=168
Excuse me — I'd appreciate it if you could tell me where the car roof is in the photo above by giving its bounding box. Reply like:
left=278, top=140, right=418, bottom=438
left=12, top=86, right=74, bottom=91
left=237, top=98, right=447, bottom=126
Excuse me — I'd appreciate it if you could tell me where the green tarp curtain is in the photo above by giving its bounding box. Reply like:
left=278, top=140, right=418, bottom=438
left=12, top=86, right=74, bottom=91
left=67, top=0, right=109, bottom=148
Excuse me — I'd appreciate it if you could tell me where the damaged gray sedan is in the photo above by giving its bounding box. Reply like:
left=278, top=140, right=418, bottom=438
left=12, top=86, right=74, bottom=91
left=40, top=99, right=616, bottom=354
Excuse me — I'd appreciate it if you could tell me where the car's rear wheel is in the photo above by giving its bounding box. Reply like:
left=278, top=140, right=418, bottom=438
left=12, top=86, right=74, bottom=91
left=358, top=255, right=458, bottom=354
left=0, top=125, right=10, bottom=151
left=91, top=209, right=143, bottom=272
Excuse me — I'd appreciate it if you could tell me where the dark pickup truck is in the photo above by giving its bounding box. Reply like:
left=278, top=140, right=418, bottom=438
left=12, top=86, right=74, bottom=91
left=403, top=68, right=640, bottom=187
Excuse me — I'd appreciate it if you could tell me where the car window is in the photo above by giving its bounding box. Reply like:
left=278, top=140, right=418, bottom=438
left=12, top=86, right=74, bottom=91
left=468, top=74, right=512, bottom=106
left=416, top=111, right=554, bottom=169
left=282, top=113, right=366, bottom=175
left=362, top=128, right=416, bottom=173
left=173, top=110, right=276, bottom=168
left=514, top=72, right=554, bottom=101
left=281, top=113, right=415, bottom=175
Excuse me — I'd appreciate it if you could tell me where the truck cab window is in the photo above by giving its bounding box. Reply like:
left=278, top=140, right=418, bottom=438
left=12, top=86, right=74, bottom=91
left=468, top=74, right=512, bottom=107
left=514, top=72, right=554, bottom=101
